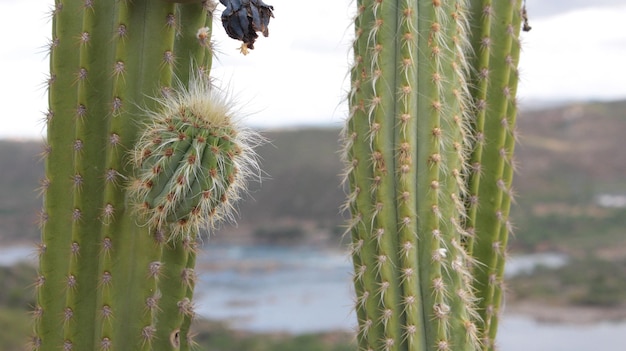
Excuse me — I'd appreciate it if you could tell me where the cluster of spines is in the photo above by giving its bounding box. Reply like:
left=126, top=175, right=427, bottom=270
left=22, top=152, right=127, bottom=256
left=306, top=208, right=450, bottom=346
left=343, top=1, right=480, bottom=350
left=34, top=1, right=216, bottom=350
left=464, top=1, right=524, bottom=350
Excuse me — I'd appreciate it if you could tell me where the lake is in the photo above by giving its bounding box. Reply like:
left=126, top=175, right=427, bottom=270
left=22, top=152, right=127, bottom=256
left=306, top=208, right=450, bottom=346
left=193, top=245, right=626, bottom=351
left=2, top=244, right=625, bottom=350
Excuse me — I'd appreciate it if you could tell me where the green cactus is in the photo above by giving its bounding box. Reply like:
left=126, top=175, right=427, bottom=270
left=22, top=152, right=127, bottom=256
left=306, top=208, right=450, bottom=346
left=465, top=2, right=524, bottom=350
left=343, top=1, right=524, bottom=350
left=129, top=73, right=260, bottom=239
left=33, top=1, right=263, bottom=350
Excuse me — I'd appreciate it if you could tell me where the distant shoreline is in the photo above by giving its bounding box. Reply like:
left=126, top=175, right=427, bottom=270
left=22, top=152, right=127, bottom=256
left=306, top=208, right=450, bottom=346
left=4, top=242, right=626, bottom=326
left=505, top=301, right=626, bottom=324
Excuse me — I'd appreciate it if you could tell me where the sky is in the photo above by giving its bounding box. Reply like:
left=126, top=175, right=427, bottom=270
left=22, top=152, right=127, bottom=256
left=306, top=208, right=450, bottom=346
left=1, top=0, right=625, bottom=139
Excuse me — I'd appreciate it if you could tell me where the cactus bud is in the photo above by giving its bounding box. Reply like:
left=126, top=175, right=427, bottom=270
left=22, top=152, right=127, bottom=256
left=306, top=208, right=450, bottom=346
left=131, top=72, right=261, bottom=238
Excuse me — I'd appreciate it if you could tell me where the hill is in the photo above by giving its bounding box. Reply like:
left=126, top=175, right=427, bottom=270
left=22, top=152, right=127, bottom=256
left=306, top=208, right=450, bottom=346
left=0, top=128, right=349, bottom=246
left=1, top=100, right=625, bottom=251
left=511, top=100, right=626, bottom=253
left=0, top=140, right=43, bottom=243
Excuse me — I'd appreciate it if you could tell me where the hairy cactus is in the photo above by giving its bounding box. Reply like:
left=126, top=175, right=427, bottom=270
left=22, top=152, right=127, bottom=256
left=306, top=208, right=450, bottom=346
left=342, top=1, right=524, bottom=350
left=33, top=1, right=261, bottom=350
left=130, top=74, right=261, bottom=238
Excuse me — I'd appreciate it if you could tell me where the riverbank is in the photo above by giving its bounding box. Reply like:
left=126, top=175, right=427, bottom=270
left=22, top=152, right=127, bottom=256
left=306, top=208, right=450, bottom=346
left=505, top=301, right=626, bottom=324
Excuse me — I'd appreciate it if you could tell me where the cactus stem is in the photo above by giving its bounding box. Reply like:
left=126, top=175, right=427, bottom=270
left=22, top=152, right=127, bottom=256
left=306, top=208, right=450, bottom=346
left=37, top=2, right=222, bottom=350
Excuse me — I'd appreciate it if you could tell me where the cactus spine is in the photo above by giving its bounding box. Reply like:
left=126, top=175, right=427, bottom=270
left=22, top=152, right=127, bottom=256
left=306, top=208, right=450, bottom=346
left=33, top=1, right=260, bottom=350
left=344, top=1, right=524, bottom=350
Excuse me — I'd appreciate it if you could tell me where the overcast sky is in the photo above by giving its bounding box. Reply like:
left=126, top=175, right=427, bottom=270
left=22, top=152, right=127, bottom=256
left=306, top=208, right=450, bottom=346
left=1, top=0, right=625, bottom=139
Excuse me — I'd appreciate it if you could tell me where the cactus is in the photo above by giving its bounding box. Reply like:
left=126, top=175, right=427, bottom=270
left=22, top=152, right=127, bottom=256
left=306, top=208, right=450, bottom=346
left=129, top=72, right=261, bottom=239
left=342, top=1, right=524, bottom=350
left=464, top=2, right=524, bottom=349
left=32, top=1, right=265, bottom=350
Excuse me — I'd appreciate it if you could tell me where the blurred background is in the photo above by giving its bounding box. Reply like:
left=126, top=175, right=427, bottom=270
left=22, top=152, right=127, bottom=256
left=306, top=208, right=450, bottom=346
left=1, top=0, right=626, bottom=350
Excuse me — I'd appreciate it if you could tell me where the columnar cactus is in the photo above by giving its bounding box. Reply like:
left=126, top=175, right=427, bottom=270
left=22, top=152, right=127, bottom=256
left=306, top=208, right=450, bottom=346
left=465, top=2, right=524, bottom=349
left=343, top=1, right=524, bottom=350
left=33, top=1, right=265, bottom=350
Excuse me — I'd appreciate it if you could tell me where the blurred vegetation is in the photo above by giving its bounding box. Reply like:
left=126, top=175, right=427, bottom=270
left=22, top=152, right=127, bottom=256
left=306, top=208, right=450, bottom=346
left=510, top=209, right=626, bottom=252
left=2, top=101, right=625, bottom=251
left=239, top=128, right=347, bottom=230
left=0, top=141, right=43, bottom=244
left=254, top=226, right=306, bottom=245
left=508, top=99, right=626, bottom=254
left=192, top=319, right=354, bottom=351
left=0, top=264, right=37, bottom=351
left=509, top=256, right=626, bottom=308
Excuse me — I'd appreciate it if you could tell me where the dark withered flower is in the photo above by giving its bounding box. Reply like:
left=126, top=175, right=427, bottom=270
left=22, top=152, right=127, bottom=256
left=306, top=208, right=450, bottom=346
left=219, top=0, right=274, bottom=54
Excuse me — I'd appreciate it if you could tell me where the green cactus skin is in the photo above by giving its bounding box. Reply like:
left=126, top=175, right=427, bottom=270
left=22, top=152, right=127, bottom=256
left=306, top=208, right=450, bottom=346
left=465, top=2, right=524, bottom=349
left=32, top=1, right=243, bottom=350
left=344, top=1, right=524, bottom=350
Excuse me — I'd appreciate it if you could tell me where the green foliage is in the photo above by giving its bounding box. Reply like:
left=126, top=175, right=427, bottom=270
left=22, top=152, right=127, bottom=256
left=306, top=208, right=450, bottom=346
left=0, top=307, right=32, bottom=351
left=191, top=320, right=354, bottom=351
left=509, top=256, right=626, bottom=307
left=0, top=264, right=37, bottom=350
left=253, top=226, right=305, bottom=245
left=0, top=264, right=36, bottom=310
left=513, top=209, right=626, bottom=252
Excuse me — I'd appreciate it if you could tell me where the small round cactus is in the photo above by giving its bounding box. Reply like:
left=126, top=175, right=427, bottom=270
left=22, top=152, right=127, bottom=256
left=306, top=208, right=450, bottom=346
left=130, top=72, right=261, bottom=238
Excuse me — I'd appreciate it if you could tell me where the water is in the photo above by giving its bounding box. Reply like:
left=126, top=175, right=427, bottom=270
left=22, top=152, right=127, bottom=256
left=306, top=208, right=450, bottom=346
left=193, top=245, right=626, bottom=350
left=194, top=245, right=570, bottom=333
left=498, top=316, right=626, bottom=351
left=504, top=252, right=568, bottom=277
left=0, top=244, right=35, bottom=267
left=3, top=244, right=625, bottom=349
left=195, top=245, right=354, bottom=333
